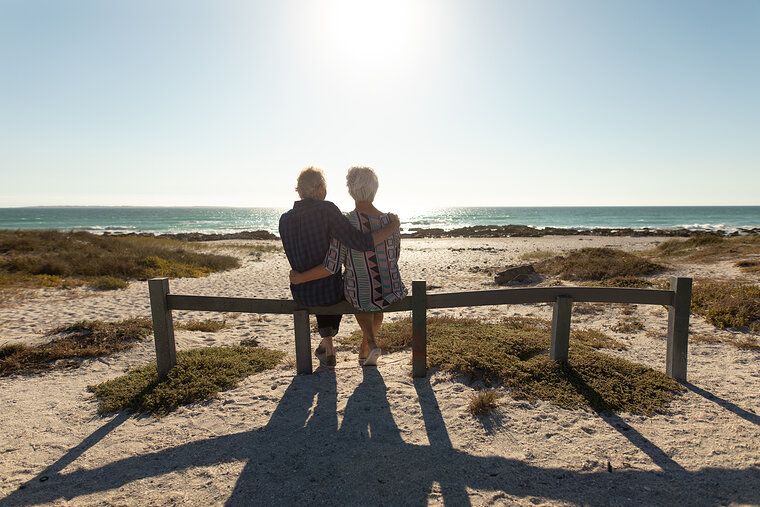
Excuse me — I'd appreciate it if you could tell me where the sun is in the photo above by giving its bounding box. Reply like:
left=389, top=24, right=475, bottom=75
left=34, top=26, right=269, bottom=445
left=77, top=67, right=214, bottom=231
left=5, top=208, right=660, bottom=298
left=318, top=0, right=423, bottom=74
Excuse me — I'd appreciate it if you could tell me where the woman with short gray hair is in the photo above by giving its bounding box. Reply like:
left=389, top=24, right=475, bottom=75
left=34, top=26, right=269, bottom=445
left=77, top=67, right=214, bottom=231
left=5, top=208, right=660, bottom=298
left=290, top=166, right=407, bottom=366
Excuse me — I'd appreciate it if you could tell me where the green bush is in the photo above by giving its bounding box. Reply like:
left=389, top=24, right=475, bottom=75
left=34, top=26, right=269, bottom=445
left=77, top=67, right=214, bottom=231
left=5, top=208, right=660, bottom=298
left=89, top=347, right=285, bottom=416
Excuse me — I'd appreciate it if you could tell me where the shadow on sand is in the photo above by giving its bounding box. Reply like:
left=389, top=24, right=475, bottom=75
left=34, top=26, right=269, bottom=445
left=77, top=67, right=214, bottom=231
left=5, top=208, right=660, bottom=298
left=3, top=370, right=759, bottom=506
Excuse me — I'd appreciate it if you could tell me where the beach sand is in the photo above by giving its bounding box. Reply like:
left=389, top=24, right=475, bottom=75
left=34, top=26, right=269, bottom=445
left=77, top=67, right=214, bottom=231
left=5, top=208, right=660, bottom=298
left=1, top=236, right=759, bottom=506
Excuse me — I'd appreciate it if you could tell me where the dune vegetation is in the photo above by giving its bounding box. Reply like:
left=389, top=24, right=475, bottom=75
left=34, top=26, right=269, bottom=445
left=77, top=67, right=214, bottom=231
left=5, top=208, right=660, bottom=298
left=0, top=230, right=240, bottom=291
left=533, top=248, right=666, bottom=281
left=0, top=317, right=231, bottom=376
left=89, top=346, right=285, bottom=417
left=339, top=316, right=682, bottom=415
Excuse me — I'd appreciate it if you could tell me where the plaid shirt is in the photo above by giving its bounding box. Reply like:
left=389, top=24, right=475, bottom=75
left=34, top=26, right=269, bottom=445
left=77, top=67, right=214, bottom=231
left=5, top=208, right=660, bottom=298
left=279, top=199, right=375, bottom=306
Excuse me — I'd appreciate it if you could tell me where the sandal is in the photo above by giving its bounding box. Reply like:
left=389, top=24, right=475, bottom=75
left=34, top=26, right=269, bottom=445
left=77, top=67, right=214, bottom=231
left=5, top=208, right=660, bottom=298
left=363, top=348, right=381, bottom=367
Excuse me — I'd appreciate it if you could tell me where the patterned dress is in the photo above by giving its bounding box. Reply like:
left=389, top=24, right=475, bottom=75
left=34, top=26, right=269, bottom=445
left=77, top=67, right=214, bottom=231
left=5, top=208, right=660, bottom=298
left=323, top=211, right=407, bottom=311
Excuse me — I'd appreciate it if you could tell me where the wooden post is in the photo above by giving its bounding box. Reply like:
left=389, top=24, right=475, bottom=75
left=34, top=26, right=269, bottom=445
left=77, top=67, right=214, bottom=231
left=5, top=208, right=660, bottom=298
left=294, top=310, right=312, bottom=375
left=550, top=296, right=573, bottom=362
left=666, top=276, right=692, bottom=381
left=148, top=278, right=176, bottom=379
left=412, top=280, right=427, bottom=378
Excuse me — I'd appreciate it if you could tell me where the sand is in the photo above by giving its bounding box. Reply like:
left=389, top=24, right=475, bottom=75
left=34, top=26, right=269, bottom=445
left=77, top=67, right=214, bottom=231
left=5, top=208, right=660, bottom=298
left=1, top=236, right=759, bottom=506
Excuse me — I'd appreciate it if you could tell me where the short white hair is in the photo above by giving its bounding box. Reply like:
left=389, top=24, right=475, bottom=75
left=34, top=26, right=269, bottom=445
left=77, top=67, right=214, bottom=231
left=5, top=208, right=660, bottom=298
left=346, top=166, right=379, bottom=203
left=296, top=166, right=326, bottom=199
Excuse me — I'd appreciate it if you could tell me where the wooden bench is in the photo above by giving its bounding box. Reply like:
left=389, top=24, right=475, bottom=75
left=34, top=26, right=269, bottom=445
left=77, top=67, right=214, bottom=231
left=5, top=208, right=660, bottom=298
left=149, top=277, right=692, bottom=381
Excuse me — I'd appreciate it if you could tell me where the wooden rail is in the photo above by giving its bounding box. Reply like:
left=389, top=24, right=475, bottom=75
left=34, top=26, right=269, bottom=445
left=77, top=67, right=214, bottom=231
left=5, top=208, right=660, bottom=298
left=149, top=277, right=692, bottom=381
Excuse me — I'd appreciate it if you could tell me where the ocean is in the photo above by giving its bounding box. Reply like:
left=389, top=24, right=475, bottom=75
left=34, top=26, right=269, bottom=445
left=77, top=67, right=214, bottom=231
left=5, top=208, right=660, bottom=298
left=0, top=206, right=759, bottom=236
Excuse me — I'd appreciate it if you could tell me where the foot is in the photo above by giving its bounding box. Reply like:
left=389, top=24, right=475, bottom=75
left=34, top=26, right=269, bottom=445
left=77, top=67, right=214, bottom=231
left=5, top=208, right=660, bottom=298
left=363, top=347, right=381, bottom=367
left=315, top=338, right=327, bottom=356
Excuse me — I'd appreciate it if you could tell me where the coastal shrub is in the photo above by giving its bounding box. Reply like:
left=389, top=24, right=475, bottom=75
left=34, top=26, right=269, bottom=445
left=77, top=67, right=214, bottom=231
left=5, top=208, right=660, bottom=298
left=91, top=276, right=129, bottom=290
left=0, top=230, right=239, bottom=289
left=571, top=328, right=628, bottom=350
left=691, top=280, right=760, bottom=331
left=341, top=316, right=679, bottom=415
left=654, top=235, right=726, bottom=257
left=650, top=235, right=760, bottom=263
left=0, top=318, right=153, bottom=376
left=583, top=277, right=662, bottom=289
left=534, top=248, right=666, bottom=281
left=176, top=318, right=227, bottom=332
left=88, top=346, right=285, bottom=416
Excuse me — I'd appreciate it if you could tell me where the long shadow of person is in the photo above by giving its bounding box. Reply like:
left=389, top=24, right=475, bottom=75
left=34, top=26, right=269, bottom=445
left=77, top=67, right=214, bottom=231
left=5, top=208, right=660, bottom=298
left=5, top=368, right=760, bottom=506
left=225, top=368, right=338, bottom=505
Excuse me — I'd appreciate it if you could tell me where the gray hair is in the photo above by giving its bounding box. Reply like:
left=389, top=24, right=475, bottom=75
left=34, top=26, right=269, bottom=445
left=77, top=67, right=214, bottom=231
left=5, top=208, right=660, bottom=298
left=296, top=166, right=326, bottom=199
left=346, top=166, right=379, bottom=202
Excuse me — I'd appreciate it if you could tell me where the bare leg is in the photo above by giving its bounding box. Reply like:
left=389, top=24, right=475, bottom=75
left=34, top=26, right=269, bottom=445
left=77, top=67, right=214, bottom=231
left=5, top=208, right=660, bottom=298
left=373, top=313, right=383, bottom=335
left=356, top=313, right=379, bottom=360
left=321, top=336, right=335, bottom=357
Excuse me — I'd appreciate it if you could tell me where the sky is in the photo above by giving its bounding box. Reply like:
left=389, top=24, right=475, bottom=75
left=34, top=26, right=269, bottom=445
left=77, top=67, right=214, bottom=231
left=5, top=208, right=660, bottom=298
left=1, top=0, right=758, bottom=211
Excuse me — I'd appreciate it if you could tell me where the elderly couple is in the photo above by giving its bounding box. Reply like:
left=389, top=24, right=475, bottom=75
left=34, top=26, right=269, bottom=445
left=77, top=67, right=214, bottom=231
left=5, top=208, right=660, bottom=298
left=279, top=166, right=407, bottom=367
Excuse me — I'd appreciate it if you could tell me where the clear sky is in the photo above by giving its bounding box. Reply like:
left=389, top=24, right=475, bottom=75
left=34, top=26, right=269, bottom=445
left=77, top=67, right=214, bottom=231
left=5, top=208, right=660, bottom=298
left=1, top=0, right=758, bottom=211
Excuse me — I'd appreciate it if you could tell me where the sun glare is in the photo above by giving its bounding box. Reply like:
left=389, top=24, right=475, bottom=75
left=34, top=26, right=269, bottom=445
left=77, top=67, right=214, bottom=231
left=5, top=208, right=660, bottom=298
left=318, top=0, right=425, bottom=74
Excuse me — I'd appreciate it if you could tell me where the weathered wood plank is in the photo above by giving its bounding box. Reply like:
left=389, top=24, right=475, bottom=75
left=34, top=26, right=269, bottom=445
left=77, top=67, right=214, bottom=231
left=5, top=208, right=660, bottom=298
left=666, top=277, right=692, bottom=381
left=167, top=287, right=672, bottom=315
left=412, top=280, right=427, bottom=378
left=167, top=295, right=299, bottom=313
left=148, top=278, right=177, bottom=378
left=550, top=296, right=573, bottom=362
left=167, top=295, right=413, bottom=315
left=427, top=286, right=673, bottom=308
left=294, top=310, right=312, bottom=375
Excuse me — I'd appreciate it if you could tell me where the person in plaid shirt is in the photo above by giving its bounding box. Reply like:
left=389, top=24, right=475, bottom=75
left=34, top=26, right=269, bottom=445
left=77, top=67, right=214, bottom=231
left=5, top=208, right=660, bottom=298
left=279, top=167, right=399, bottom=366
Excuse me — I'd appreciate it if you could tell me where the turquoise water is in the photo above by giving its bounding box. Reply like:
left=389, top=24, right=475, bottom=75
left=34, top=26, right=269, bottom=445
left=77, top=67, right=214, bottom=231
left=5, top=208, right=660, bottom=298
left=0, top=206, right=758, bottom=235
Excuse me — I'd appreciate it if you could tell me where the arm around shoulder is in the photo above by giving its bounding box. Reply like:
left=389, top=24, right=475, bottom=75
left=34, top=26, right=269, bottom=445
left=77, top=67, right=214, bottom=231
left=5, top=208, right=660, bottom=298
left=371, top=213, right=401, bottom=245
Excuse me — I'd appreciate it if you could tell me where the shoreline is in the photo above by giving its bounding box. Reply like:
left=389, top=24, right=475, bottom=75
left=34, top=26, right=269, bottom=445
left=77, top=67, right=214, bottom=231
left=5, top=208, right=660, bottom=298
left=91, top=224, right=760, bottom=242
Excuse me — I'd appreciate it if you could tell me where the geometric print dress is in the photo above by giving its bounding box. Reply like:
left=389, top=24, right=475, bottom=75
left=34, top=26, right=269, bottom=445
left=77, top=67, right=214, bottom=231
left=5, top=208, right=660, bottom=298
left=323, top=210, right=407, bottom=312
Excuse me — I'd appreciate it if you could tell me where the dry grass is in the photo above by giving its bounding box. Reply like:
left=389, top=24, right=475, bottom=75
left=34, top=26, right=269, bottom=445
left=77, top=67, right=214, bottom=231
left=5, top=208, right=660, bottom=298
left=649, top=235, right=760, bottom=265
left=0, top=318, right=153, bottom=376
left=735, top=259, right=760, bottom=275
left=612, top=319, right=645, bottom=333
left=691, top=280, right=760, bottom=331
left=690, top=333, right=723, bottom=344
left=340, top=316, right=681, bottom=415
left=210, top=243, right=282, bottom=261
left=572, top=302, right=605, bottom=316
left=0, top=230, right=240, bottom=290
left=519, top=250, right=557, bottom=262
left=468, top=389, right=501, bottom=415
left=731, top=336, right=760, bottom=350
left=88, top=346, right=285, bottom=417
left=534, top=248, right=666, bottom=281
